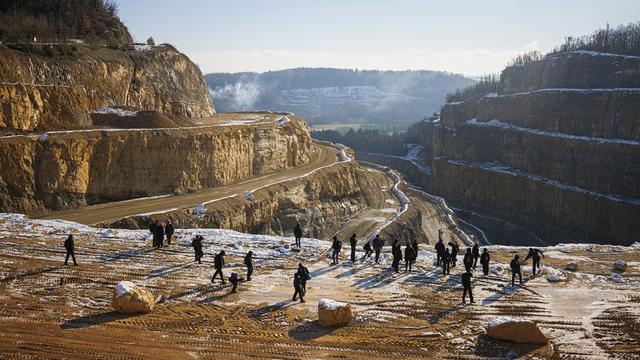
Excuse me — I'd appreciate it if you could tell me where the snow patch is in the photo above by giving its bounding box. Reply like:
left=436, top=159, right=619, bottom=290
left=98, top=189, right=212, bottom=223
left=93, top=107, right=139, bottom=117
left=115, top=281, right=136, bottom=297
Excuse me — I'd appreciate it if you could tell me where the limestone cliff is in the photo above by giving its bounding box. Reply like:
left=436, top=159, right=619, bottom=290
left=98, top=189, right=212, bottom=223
left=409, top=51, right=640, bottom=246
left=0, top=44, right=215, bottom=132
left=0, top=116, right=311, bottom=215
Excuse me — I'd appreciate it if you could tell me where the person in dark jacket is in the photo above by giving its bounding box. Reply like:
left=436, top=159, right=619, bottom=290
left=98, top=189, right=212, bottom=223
left=435, top=238, right=445, bottom=266
left=404, top=244, right=416, bottom=273
left=480, top=249, right=490, bottom=275
left=192, top=235, right=204, bottom=263
left=211, top=250, right=226, bottom=284
left=372, top=234, right=384, bottom=263
left=442, top=248, right=451, bottom=275
left=292, top=269, right=305, bottom=303
left=331, top=236, right=342, bottom=265
left=294, top=223, right=303, bottom=248
left=63, top=234, right=77, bottom=266
left=463, top=248, right=474, bottom=272
left=244, top=251, right=254, bottom=281
left=298, top=263, right=310, bottom=292
left=154, top=221, right=165, bottom=248
left=149, top=221, right=158, bottom=247
left=362, top=240, right=373, bottom=260
left=391, top=239, right=402, bottom=273
left=461, top=270, right=474, bottom=304
left=472, top=243, right=480, bottom=269
left=349, top=233, right=357, bottom=262
left=524, top=248, right=545, bottom=276
left=510, top=255, right=523, bottom=286
left=165, top=219, right=175, bottom=245
left=229, top=272, right=239, bottom=293
left=411, top=239, right=419, bottom=262
left=449, top=241, right=459, bottom=267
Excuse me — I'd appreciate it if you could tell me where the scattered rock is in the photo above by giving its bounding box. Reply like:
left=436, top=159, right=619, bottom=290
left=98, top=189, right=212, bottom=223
left=564, top=263, right=578, bottom=271
left=112, top=281, right=155, bottom=314
left=613, top=259, right=627, bottom=272
left=609, top=273, right=625, bottom=284
left=547, top=274, right=565, bottom=283
left=318, top=298, right=354, bottom=327
left=486, top=317, right=548, bottom=344
left=491, top=264, right=504, bottom=275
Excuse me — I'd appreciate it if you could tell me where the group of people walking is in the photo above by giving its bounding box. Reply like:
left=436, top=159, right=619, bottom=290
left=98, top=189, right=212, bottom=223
left=61, top=220, right=548, bottom=306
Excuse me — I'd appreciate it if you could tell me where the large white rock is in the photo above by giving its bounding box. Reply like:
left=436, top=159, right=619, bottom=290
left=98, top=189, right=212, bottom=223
left=486, top=317, right=548, bottom=344
left=613, top=259, right=627, bottom=272
left=318, top=298, right=353, bottom=327
left=112, top=281, right=155, bottom=314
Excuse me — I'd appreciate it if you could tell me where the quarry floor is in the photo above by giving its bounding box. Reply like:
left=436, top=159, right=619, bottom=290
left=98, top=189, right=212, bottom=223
left=0, top=211, right=638, bottom=359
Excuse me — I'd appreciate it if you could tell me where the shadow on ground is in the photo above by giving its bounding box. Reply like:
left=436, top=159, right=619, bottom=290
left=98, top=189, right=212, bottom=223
left=61, top=311, right=136, bottom=329
left=473, top=334, right=558, bottom=359
left=288, top=320, right=346, bottom=340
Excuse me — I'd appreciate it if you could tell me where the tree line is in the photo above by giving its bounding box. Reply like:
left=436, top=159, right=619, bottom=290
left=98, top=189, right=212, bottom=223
left=0, top=0, right=131, bottom=44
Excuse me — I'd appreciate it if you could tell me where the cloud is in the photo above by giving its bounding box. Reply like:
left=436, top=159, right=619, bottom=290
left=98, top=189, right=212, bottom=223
left=189, top=42, right=543, bottom=76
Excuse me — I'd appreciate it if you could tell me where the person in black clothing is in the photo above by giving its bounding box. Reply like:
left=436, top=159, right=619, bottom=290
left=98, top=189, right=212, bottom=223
left=461, top=270, right=474, bottom=304
left=404, top=244, right=416, bottom=273
left=165, top=219, right=175, bottom=245
left=331, top=236, right=342, bottom=265
left=442, top=248, right=451, bottom=275
left=349, top=233, right=357, bottom=262
left=449, top=242, right=459, bottom=267
left=229, top=272, right=239, bottom=293
left=480, top=249, right=490, bottom=275
left=524, top=248, right=545, bottom=276
left=298, top=263, right=310, bottom=292
left=154, top=221, right=165, bottom=248
left=463, top=248, right=474, bottom=272
left=362, top=240, right=373, bottom=260
left=192, top=235, right=204, bottom=263
left=372, top=234, right=384, bottom=263
left=211, top=250, right=226, bottom=284
left=294, top=223, right=303, bottom=248
left=244, top=251, right=254, bottom=281
left=411, top=239, right=419, bottom=263
left=63, top=234, right=77, bottom=266
left=435, top=238, right=445, bottom=266
left=292, top=269, right=305, bottom=303
left=149, top=221, right=158, bottom=247
left=391, top=239, right=402, bottom=273
left=510, top=255, right=523, bottom=286
left=472, top=243, right=480, bottom=269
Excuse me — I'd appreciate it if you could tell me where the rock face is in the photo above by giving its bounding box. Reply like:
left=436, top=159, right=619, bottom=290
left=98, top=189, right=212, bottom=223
left=410, top=51, right=640, bottom=246
left=103, top=159, right=423, bottom=243
left=0, top=44, right=215, bottom=132
left=0, top=116, right=311, bottom=215
left=318, top=298, right=354, bottom=327
left=112, top=281, right=154, bottom=314
left=486, top=317, right=548, bottom=344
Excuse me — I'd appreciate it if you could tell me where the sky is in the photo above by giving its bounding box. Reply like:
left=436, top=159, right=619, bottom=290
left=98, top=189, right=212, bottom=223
left=116, top=0, right=640, bottom=76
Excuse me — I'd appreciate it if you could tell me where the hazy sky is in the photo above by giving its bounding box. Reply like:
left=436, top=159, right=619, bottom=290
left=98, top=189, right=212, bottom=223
left=117, top=0, right=640, bottom=76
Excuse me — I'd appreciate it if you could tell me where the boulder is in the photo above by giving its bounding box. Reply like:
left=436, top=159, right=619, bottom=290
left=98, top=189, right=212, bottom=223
left=112, top=281, right=155, bottom=314
left=613, top=259, right=627, bottom=272
left=486, top=317, right=548, bottom=344
left=564, top=263, right=578, bottom=271
left=318, top=298, right=353, bottom=327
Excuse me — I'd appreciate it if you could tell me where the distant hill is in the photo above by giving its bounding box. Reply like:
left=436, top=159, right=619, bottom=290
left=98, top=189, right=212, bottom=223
left=205, top=68, right=473, bottom=126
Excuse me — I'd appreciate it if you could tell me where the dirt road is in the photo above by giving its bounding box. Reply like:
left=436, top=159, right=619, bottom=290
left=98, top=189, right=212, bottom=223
left=42, top=142, right=338, bottom=225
